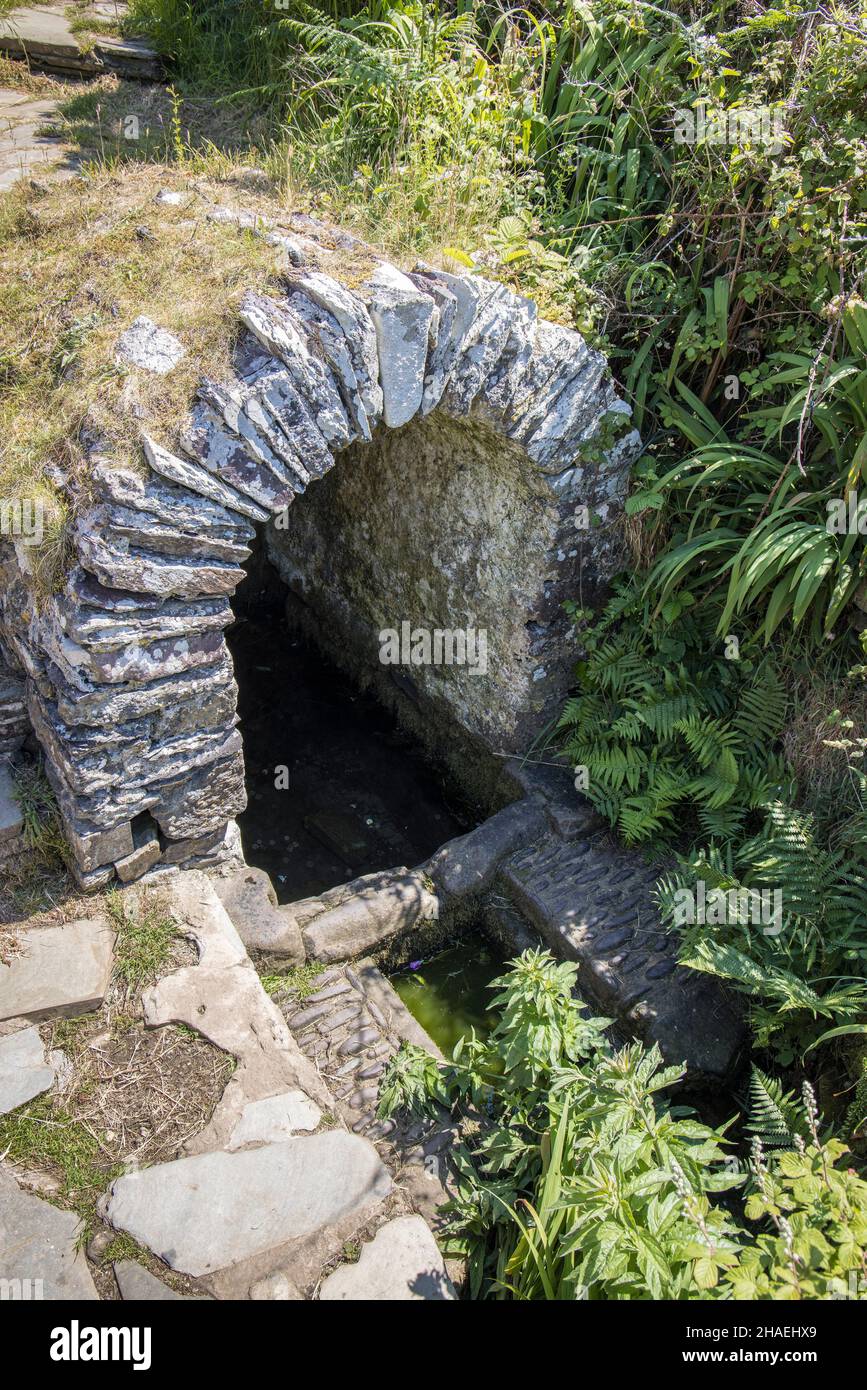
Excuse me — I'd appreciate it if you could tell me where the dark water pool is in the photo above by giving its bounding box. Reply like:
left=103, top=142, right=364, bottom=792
left=227, top=613, right=468, bottom=903
left=391, top=939, right=505, bottom=1057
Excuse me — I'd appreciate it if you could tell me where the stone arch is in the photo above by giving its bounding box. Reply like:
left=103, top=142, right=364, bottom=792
left=0, top=243, right=640, bottom=888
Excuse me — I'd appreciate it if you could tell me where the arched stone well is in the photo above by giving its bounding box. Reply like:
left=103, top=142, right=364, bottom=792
left=0, top=232, right=641, bottom=891
left=0, top=209, right=744, bottom=1078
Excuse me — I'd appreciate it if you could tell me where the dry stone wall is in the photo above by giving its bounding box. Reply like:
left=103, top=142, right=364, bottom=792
left=0, top=207, right=640, bottom=888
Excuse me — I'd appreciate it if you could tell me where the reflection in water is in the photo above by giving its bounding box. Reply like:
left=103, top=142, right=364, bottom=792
left=391, top=940, right=504, bottom=1058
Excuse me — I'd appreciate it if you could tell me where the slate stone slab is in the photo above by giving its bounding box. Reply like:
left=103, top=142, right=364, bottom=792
left=498, top=833, right=745, bottom=1080
left=0, top=1026, right=54, bottom=1113
left=366, top=262, right=434, bottom=428
left=227, top=1091, right=321, bottom=1149
left=114, top=1260, right=211, bottom=1301
left=0, top=88, right=68, bottom=193
left=319, top=1214, right=455, bottom=1301
left=0, top=7, right=159, bottom=79
left=213, top=865, right=304, bottom=960
left=105, top=1132, right=392, bottom=1277
left=0, top=1167, right=98, bottom=1299
left=0, top=919, right=115, bottom=1024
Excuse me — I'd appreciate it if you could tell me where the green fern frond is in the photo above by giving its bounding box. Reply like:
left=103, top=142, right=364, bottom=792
left=745, top=1066, right=804, bottom=1148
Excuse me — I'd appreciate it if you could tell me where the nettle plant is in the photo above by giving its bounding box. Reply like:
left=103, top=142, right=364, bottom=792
left=379, top=949, right=744, bottom=1299
left=379, top=951, right=867, bottom=1300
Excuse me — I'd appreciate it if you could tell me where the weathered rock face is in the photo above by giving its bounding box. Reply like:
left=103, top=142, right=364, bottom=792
left=266, top=408, right=625, bottom=754
left=0, top=215, right=639, bottom=887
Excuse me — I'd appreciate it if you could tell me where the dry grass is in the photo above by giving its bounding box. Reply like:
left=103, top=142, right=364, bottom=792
left=0, top=67, right=482, bottom=571
left=43, top=984, right=232, bottom=1176
left=0, top=162, right=288, bottom=511
left=0, top=56, right=68, bottom=95
left=784, top=667, right=867, bottom=831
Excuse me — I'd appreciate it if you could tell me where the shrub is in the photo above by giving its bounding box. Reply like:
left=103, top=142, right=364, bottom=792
left=380, top=949, right=867, bottom=1300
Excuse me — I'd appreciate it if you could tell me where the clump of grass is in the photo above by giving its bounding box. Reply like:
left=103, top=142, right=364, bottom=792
left=0, top=56, right=65, bottom=94
left=98, top=1230, right=149, bottom=1264
left=12, top=760, right=69, bottom=864
left=0, top=1093, right=121, bottom=1218
left=107, top=889, right=178, bottom=990
left=51, top=1013, right=95, bottom=1057
left=65, top=1, right=125, bottom=43
left=259, top=960, right=324, bottom=1000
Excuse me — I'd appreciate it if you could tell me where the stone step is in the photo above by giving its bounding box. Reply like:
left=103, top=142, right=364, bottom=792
left=0, top=6, right=160, bottom=81
left=212, top=864, right=304, bottom=961
left=0, top=1167, right=98, bottom=1299
left=300, top=866, right=440, bottom=965
left=319, top=1215, right=455, bottom=1301
left=496, top=832, right=746, bottom=1081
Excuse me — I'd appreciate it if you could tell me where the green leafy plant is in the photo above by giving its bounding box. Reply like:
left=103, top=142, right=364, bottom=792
left=380, top=949, right=743, bottom=1299
left=381, top=951, right=867, bottom=1300
left=726, top=1085, right=867, bottom=1300
left=641, top=300, right=867, bottom=647
left=656, top=801, right=867, bottom=1062
left=558, top=583, right=788, bottom=847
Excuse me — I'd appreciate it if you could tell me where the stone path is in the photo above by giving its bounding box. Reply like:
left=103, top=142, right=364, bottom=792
left=280, top=957, right=436, bottom=1143
left=319, top=1215, right=455, bottom=1301
left=0, top=1024, right=58, bottom=1112
left=0, top=5, right=158, bottom=80
left=0, top=870, right=455, bottom=1300
left=0, top=1167, right=98, bottom=1298
left=0, top=918, right=115, bottom=1023
left=0, top=84, right=68, bottom=191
